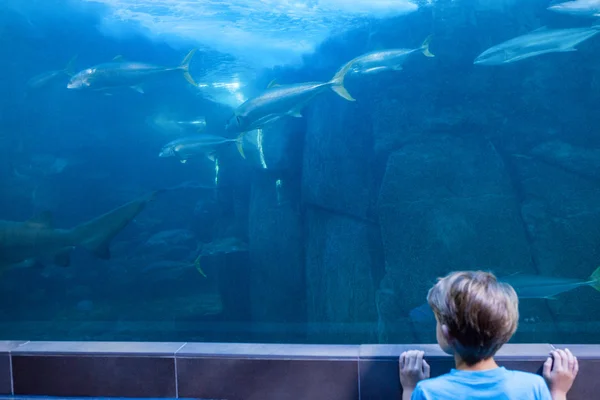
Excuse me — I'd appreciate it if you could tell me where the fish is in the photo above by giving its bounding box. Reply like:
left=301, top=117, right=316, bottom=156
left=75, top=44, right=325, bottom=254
left=474, top=25, right=600, bottom=65
left=501, top=266, right=600, bottom=299
left=147, top=114, right=207, bottom=135
left=27, top=55, right=77, bottom=89
left=67, top=49, right=198, bottom=92
left=0, top=191, right=160, bottom=271
left=158, top=134, right=246, bottom=163
left=192, top=237, right=249, bottom=277
left=175, top=118, right=207, bottom=132
left=224, top=59, right=356, bottom=133
left=548, top=0, right=600, bottom=18
left=346, top=35, right=434, bottom=76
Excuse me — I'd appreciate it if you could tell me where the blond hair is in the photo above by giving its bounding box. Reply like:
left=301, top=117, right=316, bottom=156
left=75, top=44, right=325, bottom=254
left=427, top=270, right=519, bottom=365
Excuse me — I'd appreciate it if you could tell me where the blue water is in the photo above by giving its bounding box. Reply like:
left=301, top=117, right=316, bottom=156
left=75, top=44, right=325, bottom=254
left=1, top=0, right=599, bottom=345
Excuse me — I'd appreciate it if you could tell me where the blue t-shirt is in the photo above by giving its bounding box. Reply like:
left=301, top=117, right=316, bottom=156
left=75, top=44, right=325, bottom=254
left=412, top=367, right=552, bottom=400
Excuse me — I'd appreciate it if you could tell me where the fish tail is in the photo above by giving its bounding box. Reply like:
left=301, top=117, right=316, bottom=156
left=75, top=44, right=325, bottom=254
left=235, top=132, right=246, bottom=159
left=64, top=55, right=78, bottom=77
left=421, top=35, right=435, bottom=57
left=590, top=266, right=600, bottom=292
left=193, top=254, right=207, bottom=277
left=329, top=58, right=356, bottom=101
left=179, top=48, right=198, bottom=86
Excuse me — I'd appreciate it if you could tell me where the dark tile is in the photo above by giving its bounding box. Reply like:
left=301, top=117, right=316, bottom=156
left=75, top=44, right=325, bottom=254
left=0, top=355, right=10, bottom=395
left=12, top=355, right=175, bottom=397
left=568, top=359, right=600, bottom=400
left=177, top=357, right=358, bottom=400
left=177, top=342, right=358, bottom=359
left=12, top=341, right=185, bottom=356
left=497, top=360, right=548, bottom=376
left=359, top=358, right=455, bottom=400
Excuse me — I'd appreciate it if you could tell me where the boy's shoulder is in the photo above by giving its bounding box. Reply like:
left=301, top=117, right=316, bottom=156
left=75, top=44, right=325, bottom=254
left=414, top=367, right=549, bottom=398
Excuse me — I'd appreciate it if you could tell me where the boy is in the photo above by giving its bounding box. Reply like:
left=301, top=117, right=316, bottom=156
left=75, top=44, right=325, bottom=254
left=400, top=270, right=579, bottom=400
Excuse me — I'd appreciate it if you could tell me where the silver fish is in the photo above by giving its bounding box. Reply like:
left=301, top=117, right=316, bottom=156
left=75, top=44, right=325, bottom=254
left=347, top=35, right=434, bottom=75
left=27, top=55, right=77, bottom=89
left=225, top=59, right=356, bottom=133
left=501, top=267, right=600, bottom=299
left=158, top=134, right=245, bottom=163
left=474, top=25, right=600, bottom=65
left=176, top=118, right=207, bottom=132
left=0, top=192, right=158, bottom=270
left=148, top=114, right=207, bottom=135
left=67, top=49, right=198, bottom=92
left=548, top=0, right=600, bottom=18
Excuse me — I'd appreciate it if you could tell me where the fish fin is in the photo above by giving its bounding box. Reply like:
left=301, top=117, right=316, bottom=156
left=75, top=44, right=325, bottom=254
left=560, top=47, right=577, bottom=52
left=590, top=266, right=600, bottom=292
left=179, top=48, right=198, bottom=86
left=421, top=34, right=435, bottom=57
left=267, top=79, right=279, bottom=89
left=54, top=248, right=72, bottom=267
left=73, top=192, right=157, bottom=260
left=206, top=153, right=216, bottom=162
left=64, top=55, right=78, bottom=77
left=180, top=159, right=188, bottom=164
left=112, top=55, right=125, bottom=61
left=392, top=65, right=403, bottom=71
left=532, top=26, right=548, bottom=32
left=544, top=296, right=559, bottom=301
left=27, top=211, right=53, bottom=228
left=236, top=133, right=246, bottom=159
left=329, top=58, right=356, bottom=101
left=193, top=254, right=207, bottom=277
left=130, top=85, right=145, bottom=94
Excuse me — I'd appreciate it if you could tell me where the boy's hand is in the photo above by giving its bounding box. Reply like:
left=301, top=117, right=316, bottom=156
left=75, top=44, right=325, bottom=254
left=543, top=348, right=578, bottom=398
left=399, top=350, right=431, bottom=390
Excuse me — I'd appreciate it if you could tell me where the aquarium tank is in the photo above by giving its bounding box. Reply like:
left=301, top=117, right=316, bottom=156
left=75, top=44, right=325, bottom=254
left=1, top=0, right=599, bottom=345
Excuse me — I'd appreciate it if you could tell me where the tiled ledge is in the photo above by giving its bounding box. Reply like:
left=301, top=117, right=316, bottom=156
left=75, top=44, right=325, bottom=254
left=1, top=341, right=599, bottom=400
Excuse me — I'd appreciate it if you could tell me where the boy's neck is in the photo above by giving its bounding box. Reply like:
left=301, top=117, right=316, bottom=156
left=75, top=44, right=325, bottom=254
left=454, top=355, right=499, bottom=371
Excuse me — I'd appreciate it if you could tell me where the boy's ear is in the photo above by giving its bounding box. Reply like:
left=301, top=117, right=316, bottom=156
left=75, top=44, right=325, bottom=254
left=441, top=324, right=453, bottom=343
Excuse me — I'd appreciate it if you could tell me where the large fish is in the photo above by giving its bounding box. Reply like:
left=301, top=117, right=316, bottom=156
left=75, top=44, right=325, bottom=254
left=548, top=0, right=600, bottom=18
left=474, top=25, right=600, bottom=65
left=224, top=59, right=356, bottom=133
left=346, top=35, right=434, bottom=75
left=158, top=134, right=246, bottom=163
left=67, top=49, right=198, bottom=92
left=0, top=191, right=160, bottom=270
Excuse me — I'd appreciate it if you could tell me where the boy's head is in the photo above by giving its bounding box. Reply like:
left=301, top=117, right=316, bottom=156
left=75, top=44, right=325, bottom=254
left=427, top=270, right=519, bottom=366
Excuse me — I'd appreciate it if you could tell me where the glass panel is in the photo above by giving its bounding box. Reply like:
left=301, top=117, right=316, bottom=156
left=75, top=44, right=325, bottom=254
left=1, top=0, right=599, bottom=344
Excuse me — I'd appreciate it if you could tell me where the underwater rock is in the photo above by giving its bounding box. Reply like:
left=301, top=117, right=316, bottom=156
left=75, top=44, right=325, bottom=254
left=375, top=135, right=555, bottom=341
left=301, top=93, right=377, bottom=220
left=247, top=173, right=305, bottom=331
left=513, top=157, right=600, bottom=327
left=305, top=207, right=379, bottom=343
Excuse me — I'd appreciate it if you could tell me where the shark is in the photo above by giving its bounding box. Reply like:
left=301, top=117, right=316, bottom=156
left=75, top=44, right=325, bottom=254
left=0, top=191, right=160, bottom=271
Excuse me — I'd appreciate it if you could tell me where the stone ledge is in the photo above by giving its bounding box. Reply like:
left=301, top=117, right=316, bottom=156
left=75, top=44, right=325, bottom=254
left=1, top=341, right=598, bottom=399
